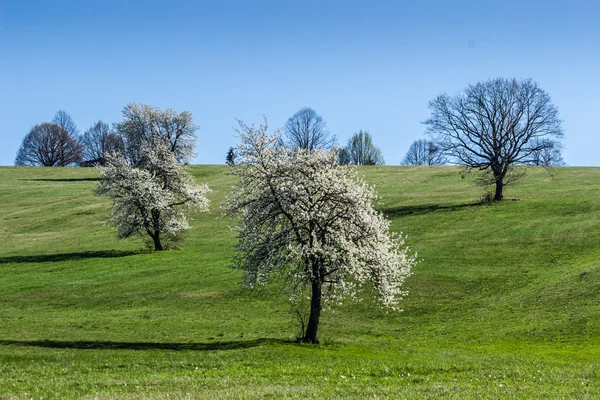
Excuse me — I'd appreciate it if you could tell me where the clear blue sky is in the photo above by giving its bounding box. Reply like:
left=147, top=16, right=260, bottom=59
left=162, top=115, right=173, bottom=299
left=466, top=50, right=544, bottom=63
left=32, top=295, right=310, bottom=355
left=1, top=0, right=598, bottom=166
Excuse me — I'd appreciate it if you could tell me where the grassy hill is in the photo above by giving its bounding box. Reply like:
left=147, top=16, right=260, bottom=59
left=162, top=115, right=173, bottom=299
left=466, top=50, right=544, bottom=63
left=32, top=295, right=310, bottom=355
left=0, top=165, right=598, bottom=399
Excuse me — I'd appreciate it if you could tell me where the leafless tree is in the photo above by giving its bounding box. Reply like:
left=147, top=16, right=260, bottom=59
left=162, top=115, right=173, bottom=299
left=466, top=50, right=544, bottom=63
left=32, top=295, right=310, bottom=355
left=530, top=138, right=565, bottom=167
left=425, top=78, right=563, bottom=201
left=15, top=123, right=82, bottom=166
left=282, top=107, right=336, bottom=150
left=115, top=103, right=198, bottom=165
left=338, top=130, right=385, bottom=165
left=402, top=139, right=446, bottom=165
left=80, top=121, right=125, bottom=166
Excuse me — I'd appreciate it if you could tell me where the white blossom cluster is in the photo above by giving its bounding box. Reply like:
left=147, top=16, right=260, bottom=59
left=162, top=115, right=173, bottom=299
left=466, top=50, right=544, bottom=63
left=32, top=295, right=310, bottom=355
left=96, top=141, right=210, bottom=248
left=223, top=120, right=415, bottom=310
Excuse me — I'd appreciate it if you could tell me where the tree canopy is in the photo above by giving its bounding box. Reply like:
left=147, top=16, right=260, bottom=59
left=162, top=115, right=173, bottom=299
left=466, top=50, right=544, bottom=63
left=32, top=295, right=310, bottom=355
left=53, top=110, right=79, bottom=138
left=96, top=141, right=210, bottom=250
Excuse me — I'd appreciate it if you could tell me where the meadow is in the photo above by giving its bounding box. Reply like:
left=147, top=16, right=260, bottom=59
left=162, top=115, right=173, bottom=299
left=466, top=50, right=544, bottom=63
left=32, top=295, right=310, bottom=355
left=0, top=165, right=598, bottom=399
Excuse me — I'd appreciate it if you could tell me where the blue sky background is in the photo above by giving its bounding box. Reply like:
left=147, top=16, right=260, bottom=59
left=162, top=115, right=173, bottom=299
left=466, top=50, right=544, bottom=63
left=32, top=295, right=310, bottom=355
left=1, top=0, right=598, bottom=166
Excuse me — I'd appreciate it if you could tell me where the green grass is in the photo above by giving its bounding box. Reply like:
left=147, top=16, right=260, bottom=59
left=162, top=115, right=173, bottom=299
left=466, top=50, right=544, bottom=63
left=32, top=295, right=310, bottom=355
left=0, top=165, right=599, bottom=399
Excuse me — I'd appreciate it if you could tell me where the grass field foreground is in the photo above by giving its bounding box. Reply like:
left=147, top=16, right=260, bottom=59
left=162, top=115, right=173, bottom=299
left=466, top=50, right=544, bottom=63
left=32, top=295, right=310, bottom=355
left=0, top=165, right=599, bottom=399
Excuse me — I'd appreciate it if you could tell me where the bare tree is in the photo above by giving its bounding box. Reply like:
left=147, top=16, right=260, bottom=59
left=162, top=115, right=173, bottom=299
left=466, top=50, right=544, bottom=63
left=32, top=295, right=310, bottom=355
left=282, top=107, right=336, bottom=150
left=115, top=103, right=198, bottom=165
left=80, top=121, right=125, bottom=166
left=530, top=138, right=565, bottom=167
left=15, top=122, right=82, bottom=166
left=339, top=130, right=385, bottom=165
left=425, top=78, right=563, bottom=201
left=402, top=139, right=446, bottom=165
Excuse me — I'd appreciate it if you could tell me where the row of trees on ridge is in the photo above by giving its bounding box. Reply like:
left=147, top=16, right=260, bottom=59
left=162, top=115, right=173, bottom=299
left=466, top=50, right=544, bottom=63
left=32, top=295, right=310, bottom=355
left=279, top=107, right=386, bottom=165
left=227, top=108, right=386, bottom=167
left=14, top=104, right=198, bottom=168
left=15, top=77, right=565, bottom=203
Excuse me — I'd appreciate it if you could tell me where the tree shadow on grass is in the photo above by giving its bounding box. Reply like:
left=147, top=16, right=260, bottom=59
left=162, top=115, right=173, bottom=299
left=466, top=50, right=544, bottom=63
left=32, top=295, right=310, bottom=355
left=0, top=338, right=292, bottom=351
left=0, top=250, right=142, bottom=264
left=22, top=178, right=99, bottom=182
left=383, top=202, right=483, bottom=218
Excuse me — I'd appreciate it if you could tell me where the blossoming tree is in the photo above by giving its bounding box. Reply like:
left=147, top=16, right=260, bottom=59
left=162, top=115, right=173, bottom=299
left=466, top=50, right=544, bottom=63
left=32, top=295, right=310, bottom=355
left=96, top=141, right=210, bottom=250
left=223, top=120, right=415, bottom=343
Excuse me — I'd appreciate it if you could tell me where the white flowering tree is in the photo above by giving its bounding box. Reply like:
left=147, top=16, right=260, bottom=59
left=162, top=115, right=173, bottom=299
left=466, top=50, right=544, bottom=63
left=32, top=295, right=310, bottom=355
left=223, top=120, right=415, bottom=343
left=96, top=141, right=210, bottom=250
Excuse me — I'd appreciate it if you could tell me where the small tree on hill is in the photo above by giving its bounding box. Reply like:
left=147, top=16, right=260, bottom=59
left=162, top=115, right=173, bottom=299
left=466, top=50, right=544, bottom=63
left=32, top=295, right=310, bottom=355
left=282, top=107, right=336, bottom=151
left=96, top=141, right=210, bottom=250
left=339, top=130, right=385, bottom=165
left=530, top=138, right=565, bottom=167
left=402, top=139, right=446, bottom=166
left=224, top=120, right=415, bottom=343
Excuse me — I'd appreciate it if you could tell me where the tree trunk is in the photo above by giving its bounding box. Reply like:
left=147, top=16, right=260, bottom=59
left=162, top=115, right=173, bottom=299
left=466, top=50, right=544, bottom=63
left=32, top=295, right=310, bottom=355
left=303, top=280, right=322, bottom=344
left=494, top=179, right=504, bottom=201
left=152, top=232, right=163, bottom=251
left=150, top=210, right=164, bottom=250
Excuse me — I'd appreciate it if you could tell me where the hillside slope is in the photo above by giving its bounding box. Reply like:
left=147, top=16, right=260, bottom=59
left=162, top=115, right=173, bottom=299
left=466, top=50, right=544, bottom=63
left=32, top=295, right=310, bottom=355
left=0, top=165, right=598, bottom=399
